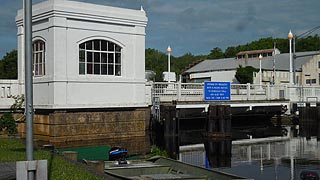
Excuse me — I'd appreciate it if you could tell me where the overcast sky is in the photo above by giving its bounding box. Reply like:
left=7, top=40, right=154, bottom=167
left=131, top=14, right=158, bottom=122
left=0, top=0, right=320, bottom=58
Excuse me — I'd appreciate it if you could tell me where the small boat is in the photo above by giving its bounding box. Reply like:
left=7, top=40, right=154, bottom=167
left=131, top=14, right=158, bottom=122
left=108, top=147, right=128, bottom=162
left=300, top=170, right=319, bottom=180
left=104, top=156, right=252, bottom=180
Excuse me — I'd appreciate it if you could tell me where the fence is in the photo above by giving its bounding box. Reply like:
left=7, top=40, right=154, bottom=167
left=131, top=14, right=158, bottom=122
left=151, top=82, right=320, bottom=103
left=0, top=80, right=22, bottom=109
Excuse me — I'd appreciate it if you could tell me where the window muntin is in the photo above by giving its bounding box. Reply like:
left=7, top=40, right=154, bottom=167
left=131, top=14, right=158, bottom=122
left=32, top=40, right=45, bottom=76
left=79, top=40, right=122, bottom=76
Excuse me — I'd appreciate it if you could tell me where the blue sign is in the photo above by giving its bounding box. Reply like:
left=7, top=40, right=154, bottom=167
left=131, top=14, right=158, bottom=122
left=204, top=81, right=231, bottom=101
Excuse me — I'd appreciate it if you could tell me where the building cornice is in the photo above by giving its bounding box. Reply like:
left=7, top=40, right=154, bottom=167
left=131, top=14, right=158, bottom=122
left=16, top=0, right=147, bottom=27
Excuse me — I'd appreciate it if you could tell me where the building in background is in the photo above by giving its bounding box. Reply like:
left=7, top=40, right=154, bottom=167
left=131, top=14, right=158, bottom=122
left=184, top=49, right=320, bottom=86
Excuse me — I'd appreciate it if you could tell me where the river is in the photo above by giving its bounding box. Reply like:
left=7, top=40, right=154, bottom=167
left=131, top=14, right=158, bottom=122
left=177, top=134, right=320, bottom=180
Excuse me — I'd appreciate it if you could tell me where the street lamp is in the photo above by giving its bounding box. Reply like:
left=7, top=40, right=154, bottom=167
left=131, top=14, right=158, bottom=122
left=167, top=46, right=172, bottom=82
left=24, top=0, right=35, bottom=179
left=259, top=54, right=263, bottom=87
left=288, top=30, right=294, bottom=85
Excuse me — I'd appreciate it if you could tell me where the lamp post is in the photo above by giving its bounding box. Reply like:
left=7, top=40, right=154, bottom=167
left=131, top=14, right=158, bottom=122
left=259, top=54, right=263, bottom=87
left=288, top=30, right=294, bottom=85
left=167, top=46, right=172, bottom=82
left=24, top=0, right=35, bottom=179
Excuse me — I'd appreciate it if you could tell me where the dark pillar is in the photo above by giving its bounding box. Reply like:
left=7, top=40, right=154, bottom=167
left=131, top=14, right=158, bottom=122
left=218, top=106, right=225, bottom=134
left=207, top=105, right=217, bottom=133
left=161, top=105, right=177, bottom=136
left=161, top=105, right=178, bottom=159
left=317, top=106, right=320, bottom=141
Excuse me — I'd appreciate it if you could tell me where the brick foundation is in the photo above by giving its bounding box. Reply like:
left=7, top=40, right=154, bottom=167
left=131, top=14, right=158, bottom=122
left=17, top=107, right=151, bottom=154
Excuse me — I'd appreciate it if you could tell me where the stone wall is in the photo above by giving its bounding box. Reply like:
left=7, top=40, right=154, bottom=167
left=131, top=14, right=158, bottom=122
left=18, top=107, right=151, bottom=154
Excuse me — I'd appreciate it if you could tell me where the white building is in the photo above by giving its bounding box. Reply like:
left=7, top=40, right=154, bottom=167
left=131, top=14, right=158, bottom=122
left=16, top=0, right=148, bottom=109
left=0, top=0, right=150, bottom=150
left=184, top=49, right=320, bottom=86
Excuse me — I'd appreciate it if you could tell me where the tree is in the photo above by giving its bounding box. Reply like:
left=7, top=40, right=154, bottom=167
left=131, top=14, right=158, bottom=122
left=207, top=47, right=224, bottom=59
left=0, top=50, right=17, bottom=79
left=145, top=48, right=167, bottom=81
left=224, top=47, right=237, bottom=58
left=235, top=66, right=258, bottom=84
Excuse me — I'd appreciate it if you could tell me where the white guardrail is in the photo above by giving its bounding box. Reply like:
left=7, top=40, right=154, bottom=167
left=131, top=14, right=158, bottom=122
left=2, top=81, right=320, bottom=108
left=150, top=82, right=320, bottom=103
left=0, top=80, right=23, bottom=109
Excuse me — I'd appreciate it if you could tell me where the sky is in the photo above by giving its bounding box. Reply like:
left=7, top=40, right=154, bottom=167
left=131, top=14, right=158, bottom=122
left=0, top=0, right=320, bottom=58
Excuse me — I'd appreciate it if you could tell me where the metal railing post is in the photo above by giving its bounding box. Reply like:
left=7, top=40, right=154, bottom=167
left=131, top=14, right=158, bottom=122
left=177, top=81, right=181, bottom=101
left=266, top=84, right=270, bottom=100
left=246, top=83, right=251, bottom=100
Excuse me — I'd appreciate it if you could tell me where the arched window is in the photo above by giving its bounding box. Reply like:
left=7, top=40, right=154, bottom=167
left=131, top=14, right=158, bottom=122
left=79, top=39, right=122, bottom=76
left=32, top=40, right=45, bottom=76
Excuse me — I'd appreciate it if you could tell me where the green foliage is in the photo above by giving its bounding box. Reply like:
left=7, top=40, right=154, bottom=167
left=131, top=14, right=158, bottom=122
left=149, top=145, right=168, bottom=157
left=0, top=138, right=104, bottom=180
left=0, top=113, right=17, bottom=135
left=145, top=48, right=205, bottom=81
left=9, top=94, right=25, bottom=110
left=207, top=47, right=225, bottom=59
left=235, top=66, right=259, bottom=84
left=145, top=48, right=168, bottom=81
left=224, top=46, right=237, bottom=58
left=0, top=50, right=17, bottom=79
left=145, top=35, right=320, bottom=80
left=296, top=35, right=320, bottom=52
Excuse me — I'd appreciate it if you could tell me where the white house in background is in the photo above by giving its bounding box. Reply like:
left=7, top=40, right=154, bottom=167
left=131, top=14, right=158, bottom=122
left=184, top=49, right=320, bottom=86
left=15, top=0, right=148, bottom=109
left=236, top=48, right=280, bottom=60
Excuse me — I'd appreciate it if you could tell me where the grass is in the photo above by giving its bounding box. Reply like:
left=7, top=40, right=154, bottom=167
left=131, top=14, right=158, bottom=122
left=0, top=138, right=105, bottom=180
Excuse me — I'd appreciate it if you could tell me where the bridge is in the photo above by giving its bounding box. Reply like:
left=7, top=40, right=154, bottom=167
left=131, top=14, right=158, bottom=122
left=148, top=82, right=320, bottom=113
left=1, top=80, right=320, bottom=111
left=151, top=82, right=320, bottom=103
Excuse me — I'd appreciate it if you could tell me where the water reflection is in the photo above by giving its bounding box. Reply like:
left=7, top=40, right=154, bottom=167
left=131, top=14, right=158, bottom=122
left=176, top=136, right=320, bottom=180
left=204, top=139, right=231, bottom=168
left=229, top=137, right=319, bottom=180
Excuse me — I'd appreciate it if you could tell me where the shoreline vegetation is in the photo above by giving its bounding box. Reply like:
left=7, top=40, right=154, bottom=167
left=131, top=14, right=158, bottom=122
left=0, top=137, right=106, bottom=180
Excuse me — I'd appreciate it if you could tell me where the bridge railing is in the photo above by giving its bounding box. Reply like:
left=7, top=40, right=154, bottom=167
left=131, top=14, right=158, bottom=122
left=0, top=80, right=22, bottom=109
left=288, top=86, right=320, bottom=102
left=151, top=82, right=320, bottom=103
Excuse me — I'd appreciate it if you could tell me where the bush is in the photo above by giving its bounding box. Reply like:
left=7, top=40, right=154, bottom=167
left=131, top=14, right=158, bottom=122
left=0, top=113, right=17, bottom=135
left=149, top=146, right=168, bottom=157
left=235, top=65, right=259, bottom=84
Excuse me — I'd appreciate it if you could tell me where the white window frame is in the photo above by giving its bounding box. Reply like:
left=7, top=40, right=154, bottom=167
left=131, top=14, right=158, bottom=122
left=79, top=39, right=122, bottom=76
left=32, top=40, right=46, bottom=76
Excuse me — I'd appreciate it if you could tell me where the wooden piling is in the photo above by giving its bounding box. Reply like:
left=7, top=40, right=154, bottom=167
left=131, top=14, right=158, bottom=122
left=160, top=105, right=178, bottom=159
left=299, top=104, right=320, bottom=139
left=161, top=105, right=177, bottom=136
left=205, top=105, right=231, bottom=138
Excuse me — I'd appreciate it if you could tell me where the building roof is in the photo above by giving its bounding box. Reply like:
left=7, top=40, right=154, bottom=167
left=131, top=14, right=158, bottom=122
left=236, top=49, right=276, bottom=56
left=185, top=51, right=320, bottom=73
